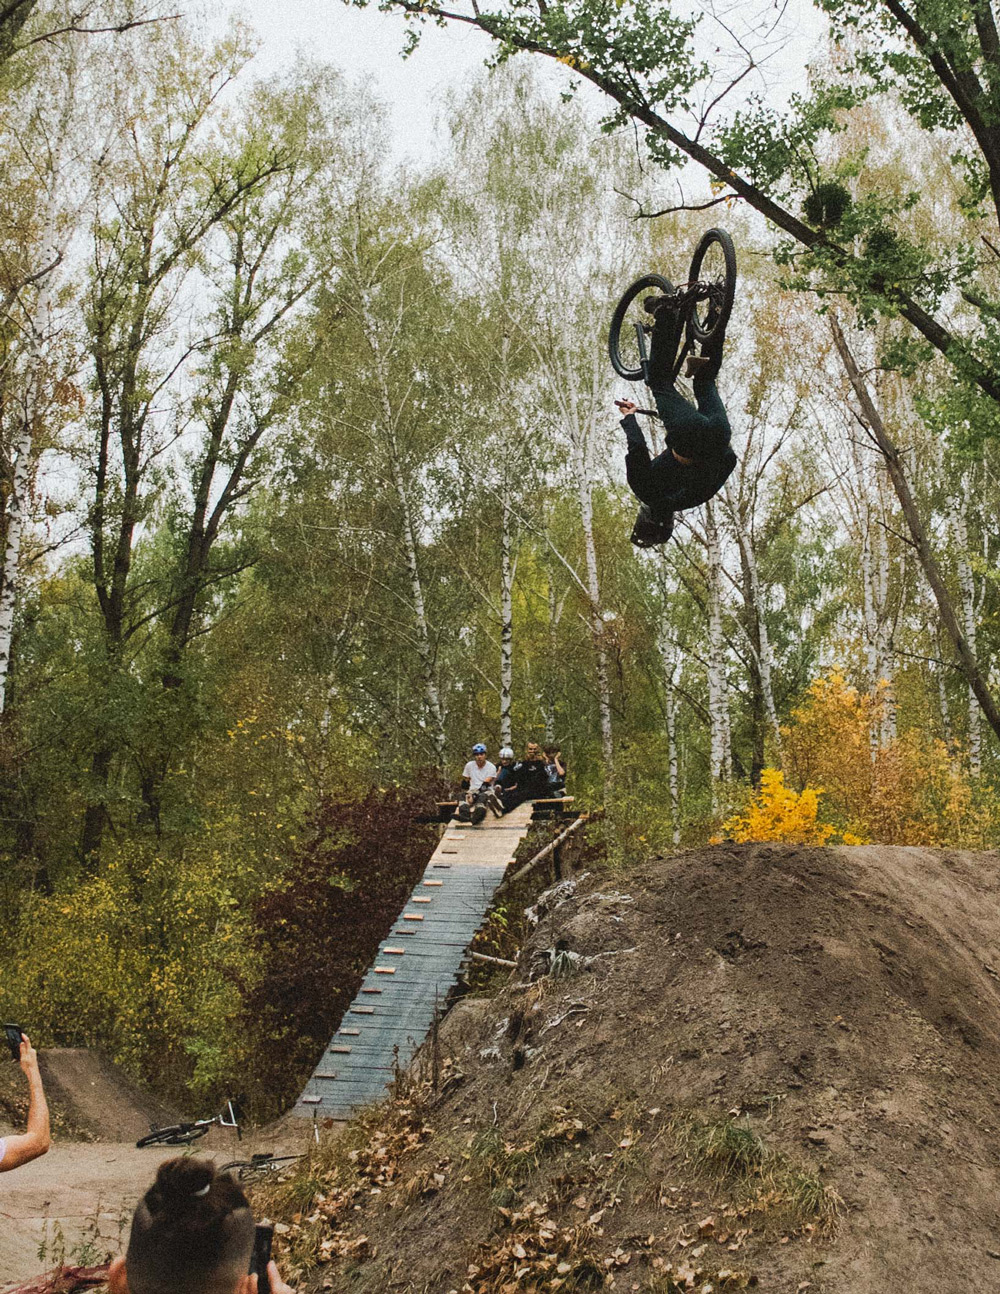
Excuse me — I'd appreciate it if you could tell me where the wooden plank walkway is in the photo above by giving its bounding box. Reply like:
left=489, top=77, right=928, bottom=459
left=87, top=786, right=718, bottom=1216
left=292, top=801, right=533, bottom=1120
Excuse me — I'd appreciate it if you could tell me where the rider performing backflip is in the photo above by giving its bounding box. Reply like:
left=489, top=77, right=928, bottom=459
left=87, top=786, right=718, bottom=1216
left=616, top=296, right=736, bottom=547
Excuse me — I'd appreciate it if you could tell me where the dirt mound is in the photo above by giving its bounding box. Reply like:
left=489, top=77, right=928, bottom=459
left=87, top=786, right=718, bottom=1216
left=34, top=1050, right=178, bottom=1143
left=267, top=842, right=1000, bottom=1293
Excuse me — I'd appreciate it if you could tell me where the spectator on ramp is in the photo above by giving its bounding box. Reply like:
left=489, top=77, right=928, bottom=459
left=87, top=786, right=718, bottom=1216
left=0, top=1031, right=50, bottom=1173
left=108, top=1158, right=295, bottom=1294
left=496, top=741, right=551, bottom=814
left=544, top=744, right=567, bottom=795
left=458, top=743, right=497, bottom=825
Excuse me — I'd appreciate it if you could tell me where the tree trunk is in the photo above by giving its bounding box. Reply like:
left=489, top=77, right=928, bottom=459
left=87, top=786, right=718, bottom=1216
left=499, top=486, right=514, bottom=749
left=0, top=184, right=61, bottom=713
left=729, top=499, right=782, bottom=776
left=79, top=745, right=113, bottom=863
left=704, top=500, right=730, bottom=811
left=0, top=421, right=32, bottom=713
left=659, top=631, right=682, bottom=845
left=950, top=497, right=982, bottom=773
left=830, top=315, right=1000, bottom=750
left=362, top=293, right=446, bottom=768
left=565, top=404, right=614, bottom=794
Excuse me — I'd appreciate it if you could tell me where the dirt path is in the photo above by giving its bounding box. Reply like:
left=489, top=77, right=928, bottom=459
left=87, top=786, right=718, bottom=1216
left=0, top=1048, right=313, bottom=1289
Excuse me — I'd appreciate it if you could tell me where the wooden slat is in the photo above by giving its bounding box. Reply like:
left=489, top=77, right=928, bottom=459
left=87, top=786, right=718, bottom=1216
left=374, top=967, right=396, bottom=975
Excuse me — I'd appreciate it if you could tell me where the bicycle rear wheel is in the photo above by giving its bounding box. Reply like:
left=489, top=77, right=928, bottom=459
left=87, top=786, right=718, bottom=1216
left=608, top=273, right=674, bottom=381
left=136, top=1122, right=211, bottom=1148
left=687, top=229, right=736, bottom=343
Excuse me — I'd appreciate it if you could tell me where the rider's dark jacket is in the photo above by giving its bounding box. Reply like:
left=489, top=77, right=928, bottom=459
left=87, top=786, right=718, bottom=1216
left=621, top=412, right=736, bottom=517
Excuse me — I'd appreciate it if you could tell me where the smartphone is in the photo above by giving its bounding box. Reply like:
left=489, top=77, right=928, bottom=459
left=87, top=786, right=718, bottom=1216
left=3, top=1024, right=22, bottom=1062
left=250, top=1223, right=273, bottom=1294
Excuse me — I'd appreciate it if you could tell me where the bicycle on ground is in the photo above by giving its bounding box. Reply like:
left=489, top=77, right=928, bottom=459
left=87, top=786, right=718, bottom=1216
left=136, top=1099, right=241, bottom=1148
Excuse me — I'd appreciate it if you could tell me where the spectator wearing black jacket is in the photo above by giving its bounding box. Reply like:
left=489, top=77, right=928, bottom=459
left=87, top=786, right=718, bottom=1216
left=498, top=741, right=551, bottom=813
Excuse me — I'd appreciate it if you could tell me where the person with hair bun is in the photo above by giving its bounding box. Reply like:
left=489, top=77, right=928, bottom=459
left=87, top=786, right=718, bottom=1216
left=108, top=1158, right=295, bottom=1294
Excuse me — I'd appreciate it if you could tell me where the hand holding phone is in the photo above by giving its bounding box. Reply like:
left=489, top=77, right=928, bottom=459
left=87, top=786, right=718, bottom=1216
left=250, top=1223, right=274, bottom=1294
left=4, top=1024, right=23, bottom=1062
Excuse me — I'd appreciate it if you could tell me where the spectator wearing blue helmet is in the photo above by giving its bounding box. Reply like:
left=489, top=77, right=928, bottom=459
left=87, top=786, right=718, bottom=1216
left=458, top=743, right=497, bottom=825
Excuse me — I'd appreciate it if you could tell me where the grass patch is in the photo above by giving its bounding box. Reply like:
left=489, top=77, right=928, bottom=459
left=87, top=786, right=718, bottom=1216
left=675, top=1114, right=840, bottom=1231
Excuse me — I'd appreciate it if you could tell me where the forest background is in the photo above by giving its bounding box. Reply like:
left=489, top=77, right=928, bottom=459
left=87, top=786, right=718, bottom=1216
left=1, top=0, right=999, bottom=1117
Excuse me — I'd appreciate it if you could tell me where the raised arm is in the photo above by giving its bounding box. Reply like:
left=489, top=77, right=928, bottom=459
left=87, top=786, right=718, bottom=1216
left=0, top=1035, right=51, bottom=1171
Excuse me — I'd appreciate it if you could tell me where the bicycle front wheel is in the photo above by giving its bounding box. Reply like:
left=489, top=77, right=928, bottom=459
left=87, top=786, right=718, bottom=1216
left=687, top=229, right=736, bottom=343
left=608, top=273, right=673, bottom=381
left=136, top=1122, right=211, bottom=1148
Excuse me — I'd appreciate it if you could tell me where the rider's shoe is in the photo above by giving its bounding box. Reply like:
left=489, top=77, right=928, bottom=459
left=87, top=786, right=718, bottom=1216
left=642, top=294, right=675, bottom=317
left=486, top=785, right=505, bottom=817
left=685, top=354, right=714, bottom=378
left=630, top=503, right=675, bottom=549
left=471, top=803, right=487, bottom=825
left=457, top=802, right=471, bottom=822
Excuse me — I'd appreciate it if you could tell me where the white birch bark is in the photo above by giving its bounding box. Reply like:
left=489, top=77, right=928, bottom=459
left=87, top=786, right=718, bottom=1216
left=0, top=422, right=33, bottom=713
left=704, top=500, right=730, bottom=808
left=360, top=288, right=446, bottom=766
left=499, top=485, right=514, bottom=749
left=563, top=376, right=614, bottom=793
left=728, top=498, right=782, bottom=764
left=659, top=631, right=682, bottom=845
left=0, top=189, right=61, bottom=713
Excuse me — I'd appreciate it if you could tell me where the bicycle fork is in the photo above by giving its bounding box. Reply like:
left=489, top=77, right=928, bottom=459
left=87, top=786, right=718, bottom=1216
left=633, top=321, right=651, bottom=386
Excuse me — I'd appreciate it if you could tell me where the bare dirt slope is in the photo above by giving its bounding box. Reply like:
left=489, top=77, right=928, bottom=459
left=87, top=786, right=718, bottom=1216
left=273, top=842, right=1000, bottom=1294
left=34, top=1050, right=179, bottom=1143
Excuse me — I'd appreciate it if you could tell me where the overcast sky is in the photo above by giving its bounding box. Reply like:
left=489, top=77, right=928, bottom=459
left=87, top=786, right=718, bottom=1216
left=202, top=0, right=829, bottom=165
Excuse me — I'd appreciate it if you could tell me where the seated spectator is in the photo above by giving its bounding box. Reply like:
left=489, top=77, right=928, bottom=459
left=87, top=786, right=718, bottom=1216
left=497, top=741, right=551, bottom=814
left=457, top=743, right=497, bottom=825
left=544, top=744, right=567, bottom=795
left=108, top=1158, right=295, bottom=1294
left=0, top=1031, right=50, bottom=1173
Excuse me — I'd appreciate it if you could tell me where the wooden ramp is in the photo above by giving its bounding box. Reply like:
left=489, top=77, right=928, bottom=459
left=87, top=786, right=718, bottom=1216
left=292, top=801, right=533, bottom=1120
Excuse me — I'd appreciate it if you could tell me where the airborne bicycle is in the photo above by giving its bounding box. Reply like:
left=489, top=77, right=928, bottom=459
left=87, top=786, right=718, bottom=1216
left=608, top=227, right=737, bottom=388
left=136, top=1099, right=241, bottom=1148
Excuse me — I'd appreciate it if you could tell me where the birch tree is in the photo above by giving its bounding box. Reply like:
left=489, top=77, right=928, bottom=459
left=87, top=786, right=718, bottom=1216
left=443, top=66, right=652, bottom=793
left=77, top=23, right=297, bottom=858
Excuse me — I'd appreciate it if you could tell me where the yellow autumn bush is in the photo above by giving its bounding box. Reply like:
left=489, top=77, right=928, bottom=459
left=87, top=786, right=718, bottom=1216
left=720, top=769, right=852, bottom=845
left=783, top=671, right=996, bottom=847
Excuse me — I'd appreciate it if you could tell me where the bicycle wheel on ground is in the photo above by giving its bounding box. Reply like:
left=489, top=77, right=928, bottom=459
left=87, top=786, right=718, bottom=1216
left=608, top=273, right=674, bottom=381
left=687, top=228, right=736, bottom=344
left=136, top=1122, right=211, bottom=1148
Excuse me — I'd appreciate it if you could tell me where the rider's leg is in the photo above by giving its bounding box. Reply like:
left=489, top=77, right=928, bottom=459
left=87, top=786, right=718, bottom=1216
left=645, top=303, right=684, bottom=391
left=690, top=372, right=732, bottom=455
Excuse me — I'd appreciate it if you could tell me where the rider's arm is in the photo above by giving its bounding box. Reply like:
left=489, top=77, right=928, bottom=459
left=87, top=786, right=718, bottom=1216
left=0, top=1037, right=50, bottom=1172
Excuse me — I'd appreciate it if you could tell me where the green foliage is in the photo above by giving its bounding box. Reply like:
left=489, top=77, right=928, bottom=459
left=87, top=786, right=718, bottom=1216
left=0, top=840, right=261, bottom=1100
left=802, top=181, right=853, bottom=230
